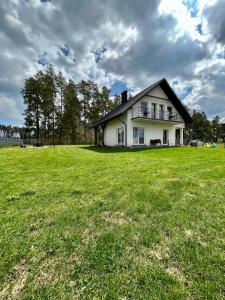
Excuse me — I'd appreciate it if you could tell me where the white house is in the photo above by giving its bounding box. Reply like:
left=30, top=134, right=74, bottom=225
left=93, top=78, right=192, bottom=147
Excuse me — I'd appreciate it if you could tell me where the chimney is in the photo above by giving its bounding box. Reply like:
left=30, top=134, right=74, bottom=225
left=121, top=90, right=128, bottom=104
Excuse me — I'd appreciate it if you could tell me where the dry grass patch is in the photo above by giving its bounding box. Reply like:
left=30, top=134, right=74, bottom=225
left=0, top=260, right=28, bottom=300
left=102, top=211, right=135, bottom=225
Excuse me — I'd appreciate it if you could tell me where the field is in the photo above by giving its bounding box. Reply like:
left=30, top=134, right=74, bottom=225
left=0, top=145, right=224, bottom=299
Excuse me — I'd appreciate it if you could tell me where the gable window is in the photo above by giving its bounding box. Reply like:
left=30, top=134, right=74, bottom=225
left=140, top=102, right=147, bottom=116
left=117, top=128, right=124, bottom=145
left=133, top=127, right=144, bottom=145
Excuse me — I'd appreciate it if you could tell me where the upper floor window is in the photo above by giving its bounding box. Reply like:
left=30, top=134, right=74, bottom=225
left=159, top=104, right=164, bottom=119
left=167, top=106, right=172, bottom=114
left=140, top=102, right=147, bottom=116
left=151, top=103, right=157, bottom=118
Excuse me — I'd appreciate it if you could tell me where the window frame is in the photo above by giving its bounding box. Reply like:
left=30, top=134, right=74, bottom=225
left=151, top=103, right=157, bottom=118
left=140, top=101, right=148, bottom=116
left=163, top=129, right=169, bottom=145
left=133, top=127, right=145, bottom=145
left=159, top=104, right=164, bottom=119
left=117, top=127, right=124, bottom=145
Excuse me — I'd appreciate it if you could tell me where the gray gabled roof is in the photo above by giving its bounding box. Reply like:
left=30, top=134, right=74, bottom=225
left=93, top=78, right=192, bottom=127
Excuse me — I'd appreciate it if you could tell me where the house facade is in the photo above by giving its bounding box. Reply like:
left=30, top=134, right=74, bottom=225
left=93, top=78, right=192, bottom=147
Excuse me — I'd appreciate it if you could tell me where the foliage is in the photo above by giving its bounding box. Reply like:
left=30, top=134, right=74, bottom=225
left=21, top=66, right=116, bottom=144
left=185, top=110, right=224, bottom=142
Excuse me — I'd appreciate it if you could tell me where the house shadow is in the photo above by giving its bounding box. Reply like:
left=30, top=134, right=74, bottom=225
left=80, top=145, right=165, bottom=153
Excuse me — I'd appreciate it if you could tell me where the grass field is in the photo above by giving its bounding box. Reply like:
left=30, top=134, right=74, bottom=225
left=0, top=145, right=224, bottom=299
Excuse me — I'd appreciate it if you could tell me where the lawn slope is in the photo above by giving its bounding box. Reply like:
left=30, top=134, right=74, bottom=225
left=0, top=146, right=224, bottom=299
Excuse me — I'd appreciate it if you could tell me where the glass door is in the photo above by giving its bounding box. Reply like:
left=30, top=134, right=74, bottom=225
left=133, top=127, right=144, bottom=145
left=117, top=128, right=124, bottom=145
left=163, top=129, right=168, bottom=145
left=175, top=128, right=181, bottom=145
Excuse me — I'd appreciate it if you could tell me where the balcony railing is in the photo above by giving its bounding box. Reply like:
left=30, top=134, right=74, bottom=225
left=132, top=107, right=183, bottom=122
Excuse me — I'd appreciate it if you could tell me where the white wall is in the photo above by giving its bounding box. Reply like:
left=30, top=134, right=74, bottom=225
left=104, top=114, right=127, bottom=146
left=127, top=112, right=183, bottom=146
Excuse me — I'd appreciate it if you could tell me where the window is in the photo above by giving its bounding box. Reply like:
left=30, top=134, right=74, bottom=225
left=167, top=106, right=172, bottom=114
left=151, top=103, right=157, bottom=118
left=117, top=128, right=124, bottom=145
left=159, top=104, right=164, bottom=119
left=140, top=102, right=147, bottom=116
left=133, top=127, right=144, bottom=144
left=167, top=106, right=173, bottom=120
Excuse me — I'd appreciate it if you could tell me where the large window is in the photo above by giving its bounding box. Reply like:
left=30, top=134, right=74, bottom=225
left=167, top=106, right=172, bottom=119
left=133, top=127, right=144, bottom=145
left=151, top=103, right=157, bottom=118
left=159, top=104, right=164, bottom=119
left=117, top=127, right=124, bottom=145
left=140, top=102, right=147, bottom=116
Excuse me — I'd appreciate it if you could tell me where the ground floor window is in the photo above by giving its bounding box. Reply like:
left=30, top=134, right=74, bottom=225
left=117, top=127, right=124, bottom=145
left=133, top=127, right=144, bottom=144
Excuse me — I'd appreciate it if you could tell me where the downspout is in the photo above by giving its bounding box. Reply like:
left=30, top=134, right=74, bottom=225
left=117, top=117, right=127, bottom=147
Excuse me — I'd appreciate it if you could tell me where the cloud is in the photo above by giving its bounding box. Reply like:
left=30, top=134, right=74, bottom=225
left=206, top=0, right=225, bottom=44
left=0, top=94, right=23, bottom=124
left=0, top=0, right=225, bottom=124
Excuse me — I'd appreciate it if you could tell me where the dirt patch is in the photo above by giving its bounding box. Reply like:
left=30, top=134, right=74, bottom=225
left=0, top=259, right=28, bottom=300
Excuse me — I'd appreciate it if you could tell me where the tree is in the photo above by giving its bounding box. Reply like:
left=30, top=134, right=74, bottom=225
left=22, top=77, right=42, bottom=142
left=78, top=80, right=92, bottom=142
left=56, top=71, right=66, bottom=144
left=63, top=80, right=80, bottom=144
left=211, top=116, right=221, bottom=142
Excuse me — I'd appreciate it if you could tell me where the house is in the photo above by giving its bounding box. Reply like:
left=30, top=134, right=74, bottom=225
left=93, top=78, right=193, bottom=147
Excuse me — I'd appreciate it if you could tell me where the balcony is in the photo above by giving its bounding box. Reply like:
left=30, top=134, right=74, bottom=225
left=131, top=107, right=183, bottom=123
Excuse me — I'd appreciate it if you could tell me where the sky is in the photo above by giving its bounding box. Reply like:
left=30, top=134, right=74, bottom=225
left=1, top=0, right=225, bottom=125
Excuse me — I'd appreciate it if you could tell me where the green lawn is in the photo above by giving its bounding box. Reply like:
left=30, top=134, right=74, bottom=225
left=0, top=145, right=224, bottom=299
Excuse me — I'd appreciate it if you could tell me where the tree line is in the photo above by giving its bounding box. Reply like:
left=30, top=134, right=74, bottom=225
left=185, top=111, right=224, bottom=143
left=0, top=125, right=24, bottom=139
left=21, top=65, right=117, bottom=144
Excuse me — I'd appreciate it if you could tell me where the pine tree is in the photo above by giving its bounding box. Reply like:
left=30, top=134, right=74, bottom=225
left=22, top=77, right=42, bottom=142
left=56, top=71, right=66, bottom=144
left=63, top=80, right=80, bottom=144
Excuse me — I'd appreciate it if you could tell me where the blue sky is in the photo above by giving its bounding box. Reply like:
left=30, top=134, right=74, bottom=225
left=1, top=0, right=225, bottom=125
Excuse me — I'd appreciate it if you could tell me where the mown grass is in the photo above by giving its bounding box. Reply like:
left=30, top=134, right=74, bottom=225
left=0, top=145, right=224, bottom=299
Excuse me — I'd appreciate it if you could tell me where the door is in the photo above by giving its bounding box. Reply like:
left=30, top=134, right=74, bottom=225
left=167, top=106, right=172, bottom=120
left=140, top=102, right=147, bottom=117
left=133, top=127, right=144, bottom=145
left=159, top=105, right=164, bottom=119
left=163, top=129, right=168, bottom=145
left=151, top=103, right=156, bottom=119
left=175, top=129, right=181, bottom=145
left=117, top=128, right=124, bottom=145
